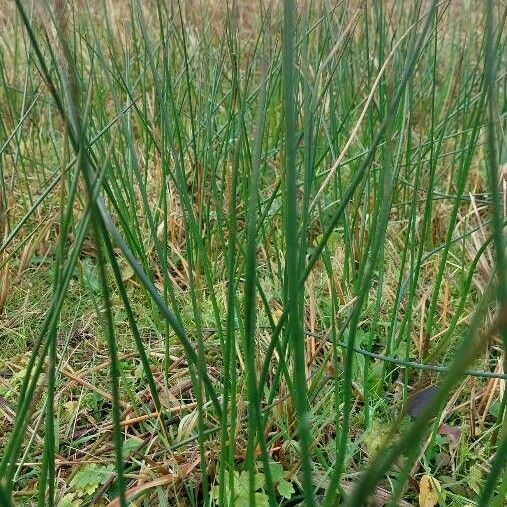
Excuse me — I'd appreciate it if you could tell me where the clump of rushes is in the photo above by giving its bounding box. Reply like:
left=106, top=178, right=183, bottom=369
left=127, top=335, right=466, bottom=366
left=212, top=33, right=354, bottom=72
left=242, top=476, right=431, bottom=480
left=0, top=0, right=505, bottom=506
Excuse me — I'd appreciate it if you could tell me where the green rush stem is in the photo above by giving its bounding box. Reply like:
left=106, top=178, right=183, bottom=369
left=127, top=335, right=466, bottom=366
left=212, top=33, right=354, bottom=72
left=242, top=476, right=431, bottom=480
left=282, top=0, right=316, bottom=505
left=484, top=0, right=507, bottom=421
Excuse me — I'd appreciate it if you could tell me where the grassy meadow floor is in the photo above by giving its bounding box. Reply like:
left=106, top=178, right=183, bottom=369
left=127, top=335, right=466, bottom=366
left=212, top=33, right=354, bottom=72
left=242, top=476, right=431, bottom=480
left=0, top=1, right=506, bottom=506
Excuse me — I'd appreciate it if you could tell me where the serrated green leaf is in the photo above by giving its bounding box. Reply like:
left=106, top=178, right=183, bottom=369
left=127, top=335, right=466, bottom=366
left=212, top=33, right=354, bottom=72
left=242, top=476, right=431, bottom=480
left=277, top=478, right=295, bottom=499
left=235, top=471, right=250, bottom=497
left=122, top=436, right=143, bottom=459
left=211, top=484, right=220, bottom=501
left=237, top=492, right=270, bottom=507
left=254, top=492, right=270, bottom=507
left=69, top=463, right=114, bottom=498
left=81, top=258, right=100, bottom=294
left=269, top=461, right=285, bottom=482
left=254, top=472, right=265, bottom=489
